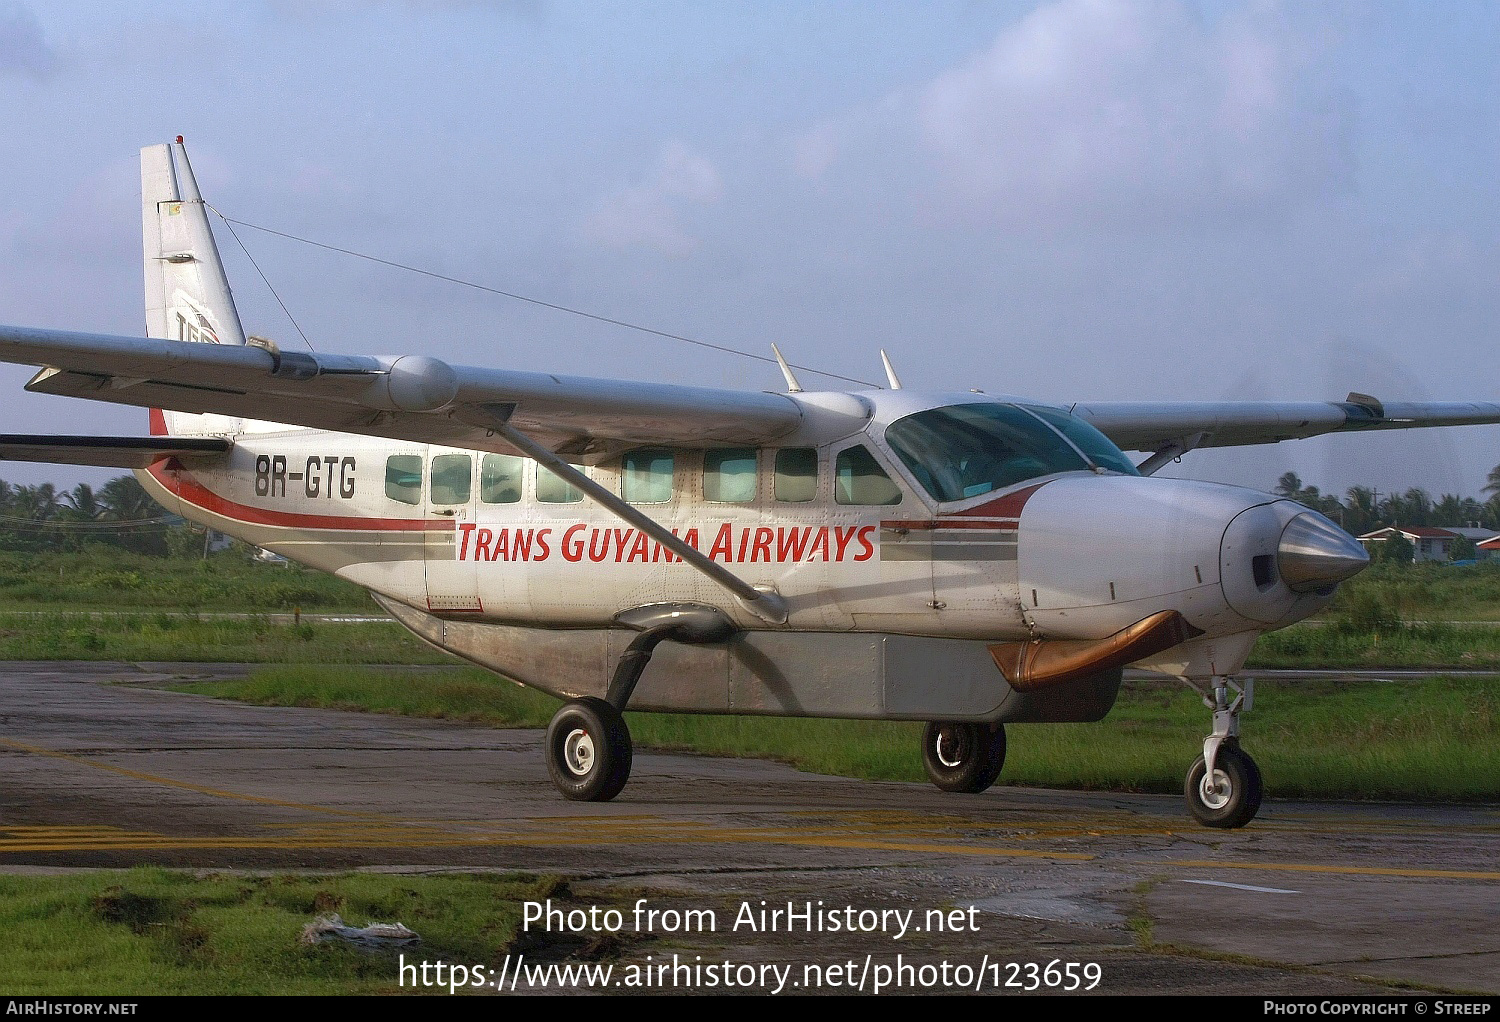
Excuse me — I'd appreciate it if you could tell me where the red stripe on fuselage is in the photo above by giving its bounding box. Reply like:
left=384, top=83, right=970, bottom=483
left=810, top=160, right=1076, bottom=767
left=145, top=460, right=449, bottom=533
left=882, top=481, right=1050, bottom=532
left=952, top=482, right=1048, bottom=518
left=881, top=518, right=1019, bottom=531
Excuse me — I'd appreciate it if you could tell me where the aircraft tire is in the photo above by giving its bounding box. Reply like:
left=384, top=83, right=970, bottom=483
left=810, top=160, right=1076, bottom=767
left=922, top=721, right=1006, bottom=793
left=545, top=697, right=633, bottom=801
left=1184, top=742, right=1263, bottom=828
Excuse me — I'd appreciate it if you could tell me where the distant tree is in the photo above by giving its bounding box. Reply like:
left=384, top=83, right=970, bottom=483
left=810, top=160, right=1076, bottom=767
left=1433, top=493, right=1466, bottom=526
left=1344, top=486, right=1378, bottom=535
left=1484, top=464, right=1500, bottom=496
left=60, top=483, right=101, bottom=521
left=1450, top=535, right=1477, bottom=561
left=1375, top=533, right=1414, bottom=564
left=98, top=476, right=159, bottom=522
left=1274, top=472, right=1303, bottom=498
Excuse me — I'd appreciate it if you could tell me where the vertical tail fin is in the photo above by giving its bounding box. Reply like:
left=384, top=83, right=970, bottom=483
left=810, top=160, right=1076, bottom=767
left=142, top=139, right=245, bottom=436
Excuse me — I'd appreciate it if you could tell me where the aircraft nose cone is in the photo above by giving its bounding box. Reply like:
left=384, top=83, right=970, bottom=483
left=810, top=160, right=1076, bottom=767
left=1277, top=512, right=1369, bottom=592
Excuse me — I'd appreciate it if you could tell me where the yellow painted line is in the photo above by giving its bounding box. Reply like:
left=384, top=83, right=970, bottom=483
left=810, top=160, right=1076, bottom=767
left=0, top=818, right=1094, bottom=860
left=0, top=835, right=1093, bottom=859
left=0, top=738, right=374, bottom=818
left=764, top=837, right=1091, bottom=860
left=1166, top=859, right=1500, bottom=881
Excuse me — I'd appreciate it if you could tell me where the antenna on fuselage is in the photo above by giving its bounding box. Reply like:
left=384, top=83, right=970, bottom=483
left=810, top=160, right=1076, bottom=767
left=880, top=349, right=903, bottom=390
left=770, top=343, right=803, bottom=393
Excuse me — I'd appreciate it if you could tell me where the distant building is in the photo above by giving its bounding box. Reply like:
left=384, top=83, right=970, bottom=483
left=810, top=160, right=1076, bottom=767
left=1477, top=536, right=1500, bottom=562
left=1357, top=525, right=1463, bottom=563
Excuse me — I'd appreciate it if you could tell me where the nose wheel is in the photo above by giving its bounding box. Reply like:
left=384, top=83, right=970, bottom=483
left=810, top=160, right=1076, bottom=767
left=1180, top=675, right=1262, bottom=828
left=545, top=697, right=633, bottom=801
left=1185, top=741, right=1262, bottom=828
left=922, top=721, right=1006, bottom=793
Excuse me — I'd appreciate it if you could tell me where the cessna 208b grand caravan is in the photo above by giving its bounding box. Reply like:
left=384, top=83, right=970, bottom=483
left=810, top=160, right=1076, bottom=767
left=2, top=140, right=1497, bottom=828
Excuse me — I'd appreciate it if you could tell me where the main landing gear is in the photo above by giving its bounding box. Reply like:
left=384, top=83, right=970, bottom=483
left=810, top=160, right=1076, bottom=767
left=544, top=611, right=733, bottom=802
left=543, top=627, right=670, bottom=802
left=922, top=721, right=1006, bottom=794
left=545, top=697, right=633, bottom=801
left=1182, top=676, right=1263, bottom=828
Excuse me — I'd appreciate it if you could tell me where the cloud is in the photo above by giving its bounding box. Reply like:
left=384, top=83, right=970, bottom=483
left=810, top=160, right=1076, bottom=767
left=0, top=2, right=54, bottom=79
left=582, top=141, right=723, bottom=257
left=797, top=0, right=1353, bottom=228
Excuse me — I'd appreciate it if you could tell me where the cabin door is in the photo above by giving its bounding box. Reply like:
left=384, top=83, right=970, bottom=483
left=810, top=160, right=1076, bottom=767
left=423, top=451, right=483, bottom=614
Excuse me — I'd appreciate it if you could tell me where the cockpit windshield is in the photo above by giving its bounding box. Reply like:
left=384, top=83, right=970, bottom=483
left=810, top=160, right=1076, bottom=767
left=885, top=403, right=1138, bottom=503
left=1022, top=405, right=1141, bottom=476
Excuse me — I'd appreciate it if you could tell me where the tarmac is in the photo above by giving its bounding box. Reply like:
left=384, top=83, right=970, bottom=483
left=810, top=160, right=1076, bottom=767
left=1, top=661, right=1496, bottom=995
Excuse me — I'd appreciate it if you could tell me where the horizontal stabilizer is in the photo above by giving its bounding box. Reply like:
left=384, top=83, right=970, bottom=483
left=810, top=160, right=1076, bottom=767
left=0, top=434, right=230, bottom=469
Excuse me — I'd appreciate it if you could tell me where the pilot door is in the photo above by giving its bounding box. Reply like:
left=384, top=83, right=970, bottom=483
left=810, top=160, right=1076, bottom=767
left=423, top=451, right=482, bottom=613
left=927, top=488, right=1030, bottom=632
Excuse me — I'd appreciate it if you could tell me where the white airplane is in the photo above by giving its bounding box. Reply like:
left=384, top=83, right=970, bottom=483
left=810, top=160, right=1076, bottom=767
left=2, top=140, right=1497, bottom=828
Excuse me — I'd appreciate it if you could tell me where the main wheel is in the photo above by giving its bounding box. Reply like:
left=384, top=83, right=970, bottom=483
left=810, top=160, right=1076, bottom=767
left=545, top=697, right=633, bottom=802
left=922, top=721, right=1006, bottom=793
left=1185, top=743, right=1263, bottom=829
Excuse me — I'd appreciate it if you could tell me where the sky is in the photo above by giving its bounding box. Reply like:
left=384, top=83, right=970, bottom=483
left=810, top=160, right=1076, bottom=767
left=0, top=0, right=1496, bottom=501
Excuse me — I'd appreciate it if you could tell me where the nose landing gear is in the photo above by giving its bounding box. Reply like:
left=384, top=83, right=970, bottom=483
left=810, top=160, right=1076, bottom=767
left=1181, top=676, right=1262, bottom=828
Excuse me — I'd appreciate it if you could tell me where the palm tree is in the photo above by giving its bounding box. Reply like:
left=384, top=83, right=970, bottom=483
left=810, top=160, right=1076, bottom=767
left=1344, top=486, right=1377, bottom=534
left=60, top=483, right=101, bottom=521
left=1485, top=464, right=1500, bottom=496
left=12, top=483, right=60, bottom=522
left=97, top=476, right=160, bottom=521
left=1433, top=493, right=1466, bottom=527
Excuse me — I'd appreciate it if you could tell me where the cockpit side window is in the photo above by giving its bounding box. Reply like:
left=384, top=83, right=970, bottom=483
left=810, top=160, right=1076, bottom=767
left=885, top=404, right=1093, bottom=502
left=834, top=445, right=903, bottom=506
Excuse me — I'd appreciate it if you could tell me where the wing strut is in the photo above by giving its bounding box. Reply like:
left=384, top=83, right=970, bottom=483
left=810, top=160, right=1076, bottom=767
left=474, top=404, right=790, bottom=625
left=1136, top=432, right=1206, bottom=476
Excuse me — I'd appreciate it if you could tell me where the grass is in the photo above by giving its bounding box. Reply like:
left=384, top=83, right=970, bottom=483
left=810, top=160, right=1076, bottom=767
left=0, top=613, right=449, bottom=663
left=11, top=604, right=1500, bottom=670
left=0, top=549, right=374, bottom=612
left=172, top=666, right=1500, bottom=802
left=0, top=867, right=561, bottom=995
left=1250, top=619, right=1500, bottom=669
left=1326, top=560, right=1500, bottom=622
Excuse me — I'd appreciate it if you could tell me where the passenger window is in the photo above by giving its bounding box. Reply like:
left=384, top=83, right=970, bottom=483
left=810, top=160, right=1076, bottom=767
left=430, top=454, right=472, bottom=505
left=774, top=448, right=817, bottom=503
left=622, top=449, right=674, bottom=504
left=385, top=455, right=423, bottom=506
left=704, top=448, right=757, bottom=503
left=537, top=464, right=583, bottom=504
left=480, top=454, right=523, bottom=504
left=835, top=445, right=902, bottom=505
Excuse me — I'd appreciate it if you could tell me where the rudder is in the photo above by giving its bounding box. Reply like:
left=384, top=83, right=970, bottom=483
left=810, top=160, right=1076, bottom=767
left=142, top=138, right=245, bottom=436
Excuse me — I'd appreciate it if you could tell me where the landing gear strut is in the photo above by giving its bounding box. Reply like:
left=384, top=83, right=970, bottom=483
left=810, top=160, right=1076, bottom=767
left=1181, top=676, right=1263, bottom=828
left=922, top=721, right=1006, bottom=793
left=544, top=618, right=719, bottom=802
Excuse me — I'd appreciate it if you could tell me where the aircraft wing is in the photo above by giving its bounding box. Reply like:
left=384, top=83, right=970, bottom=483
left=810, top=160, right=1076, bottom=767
left=1071, top=397, right=1500, bottom=454
left=0, top=324, right=806, bottom=461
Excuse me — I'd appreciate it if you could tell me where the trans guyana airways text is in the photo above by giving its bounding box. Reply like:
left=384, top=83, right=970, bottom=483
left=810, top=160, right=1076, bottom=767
left=456, top=523, right=877, bottom=564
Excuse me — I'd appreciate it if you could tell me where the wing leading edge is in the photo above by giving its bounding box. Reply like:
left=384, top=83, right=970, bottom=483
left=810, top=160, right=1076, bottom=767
left=1073, top=394, right=1500, bottom=456
left=0, top=323, right=806, bottom=460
